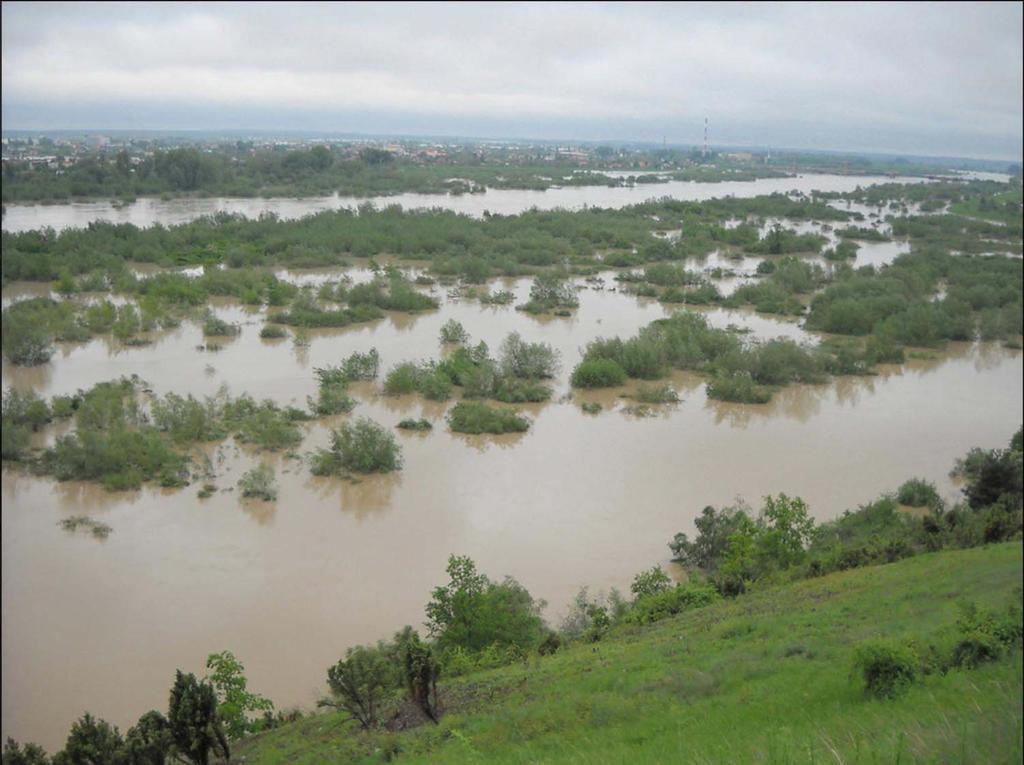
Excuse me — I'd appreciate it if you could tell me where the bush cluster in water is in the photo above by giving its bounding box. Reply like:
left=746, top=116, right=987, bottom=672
left=446, top=401, right=530, bottom=434
left=311, top=417, right=403, bottom=475
left=384, top=331, right=558, bottom=405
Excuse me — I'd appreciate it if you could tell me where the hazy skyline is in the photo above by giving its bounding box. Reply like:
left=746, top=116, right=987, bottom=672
left=3, top=1, right=1022, bottom=160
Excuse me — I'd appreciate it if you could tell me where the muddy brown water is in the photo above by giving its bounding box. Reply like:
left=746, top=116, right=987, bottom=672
left=2, top=262, right=1022, bottom=750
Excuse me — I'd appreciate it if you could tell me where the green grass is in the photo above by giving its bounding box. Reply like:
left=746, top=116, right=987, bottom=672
left=235, top=542, right=1023, bottom=764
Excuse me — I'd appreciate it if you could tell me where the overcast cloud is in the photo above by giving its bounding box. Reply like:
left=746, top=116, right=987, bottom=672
left=2, top=1, right=1022, bottom=160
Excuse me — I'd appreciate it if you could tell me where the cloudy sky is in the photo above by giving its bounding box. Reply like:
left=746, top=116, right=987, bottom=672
left=2, top=2, right=1022, bottom=160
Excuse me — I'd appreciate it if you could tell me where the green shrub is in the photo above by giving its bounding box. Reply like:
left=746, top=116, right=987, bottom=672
left=630, top=566, right=672, bottom=599
left=383, top=362, right=424, bottom=396
left=418, top=368, right=454, bottom=401
left=311, top=417, right=402, bottom=475
left=571, top=358, right=628, bottom=388
left=340, top=348, right=380, bottom=381
left=633, top=383, right=680, bottom=404
left=202, top=313, right=240, bottom=337
left=426, top=555, right=547, bottom=653
left=259, top=325, right=288, bottom=339
left=447, top=401, right=530, bottom=434
left=581, top=401, right=603, bottom=414
left=852, top=639, right=920, bottom=698
left=439, top=319, right=469, bottom=344
left=896, top=478, right=941, bottom=508
left=396, top=418, right=433, bottom=431
left=238, top=464, right=278, bottom=501
left=498, top=332, right=559, bottom=379
left=626, top=583, right=720, bottom=624
left=706, top=372, right=771, bottom=403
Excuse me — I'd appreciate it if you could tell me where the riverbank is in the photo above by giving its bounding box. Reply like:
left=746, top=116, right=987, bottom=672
left=234, top=542, right=1023, bottom=764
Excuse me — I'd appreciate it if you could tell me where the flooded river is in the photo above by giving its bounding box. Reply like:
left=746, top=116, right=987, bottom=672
left=2, top=171, right=1022, bottom=751
left=2, top=265, right=1022, bottom=751
left=1, top=173, right=929, bottom=232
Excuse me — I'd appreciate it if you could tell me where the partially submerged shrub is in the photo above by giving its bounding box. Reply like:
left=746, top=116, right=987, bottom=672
left=238, top=463, right=278, bottom=501
left=259, top=324, right=288, bottom=339
left=202, top=313, right=240, bottom=337
left=396, top=418, right=433, bottom=431
left=311, top=417, right=402, bottom=475
left=340, top=348, right=380, bottom=381
left=439, top=319, right=470, bottom=345
left=58, top=515, right=113, bottom=539
left=447, top=401, right=530, bottom=434
left=571, top=358, right=628, bottom=388
left=498, top=332, right=559, bottom=379
left=633, top=383, right=680, bottom=404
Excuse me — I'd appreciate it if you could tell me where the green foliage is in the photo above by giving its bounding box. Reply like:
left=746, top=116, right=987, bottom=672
left=518, top=275, right=578, bottom=314
left=58, top=516, right=113, bottom=539
left=570, top=358, right=628, bottom=388
left=123, top=711, right=172, bottom=765
left=320, top=645, right=395, bottom=730
left=2, top=388, right=52, bottom=460
left=383, top=362, right=424, bottom=396
left=425, top=555, right=547, bottom=654
left=311, top=417, right=402, bottom=475
left=61, top=713, right=125, bottom=765
left=259, top=324, right=288, bottom=339
left=671, top=505, right=752, bottom=570
left=633, top=383, right=679, bottom=404
left=446, top=401, right=530, bottom=434
left=852, top=639, right=920, bottom=698
left=498, top=332, right=559, bottom=379
left=626, top=583, right=720, bottom=625
left=201, top=312, right=239, bottom=337
left=951, top=599, right=1023, bottom=668
left=2, top=739, right=50, bottom=765
left=630, top=567, right=672, bottom=600
left=400, top=632, right=441, bottom=723
left=205, top=651, right=274, bottom=740
left=2, top=301, right=56, bottom=365
left=237, top=464, right=278, bottom=501
left=896, top=478, right=942, bottom=508
left=310, top=366, right=356, bottom=416
left=439, top=319, right=469, bottom=345
left=396, top=418, right=433, bottom=431
left=340, top=349, right=380, bottom=381
left=168, top=671, right=230, bottom=765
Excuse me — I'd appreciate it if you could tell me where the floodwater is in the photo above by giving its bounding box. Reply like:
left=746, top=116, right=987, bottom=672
left=2, top=265, right=1022, bottom=751
left=1, top=173, right=930, bottom=233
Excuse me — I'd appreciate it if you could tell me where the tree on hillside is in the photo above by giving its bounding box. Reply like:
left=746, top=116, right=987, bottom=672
left=167, top=671, right=229, bottom=765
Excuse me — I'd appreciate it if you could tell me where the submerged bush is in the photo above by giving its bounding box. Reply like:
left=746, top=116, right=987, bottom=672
left=396, top=418, right=433, bottom=431
left=311, top=417, right=402, bottom=475
left=439, top=319, right=469, bottom=345
left=571, top=358, right=628, bottom=388
left=202, top=313, right=240, bottom=337
left=238, top=463, right=278, bottom=501
left=498, top=332, right=559, bottom=379
left=447, top=401, right=530, bottom=435
left=259, top=324, right=288, bottom=339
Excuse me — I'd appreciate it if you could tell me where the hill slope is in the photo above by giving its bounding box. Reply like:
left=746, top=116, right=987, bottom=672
left=237, top=543, right=1023, bottom=764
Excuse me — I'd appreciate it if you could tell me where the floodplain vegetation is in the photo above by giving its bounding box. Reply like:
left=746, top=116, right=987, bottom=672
left=4, top=430, right=1021, bottom=764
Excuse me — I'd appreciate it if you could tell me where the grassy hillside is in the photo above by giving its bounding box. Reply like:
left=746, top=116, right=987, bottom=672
left=236, top=542, right=1023, bottom=765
